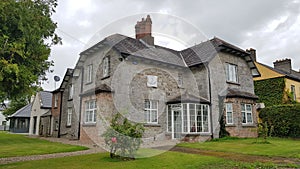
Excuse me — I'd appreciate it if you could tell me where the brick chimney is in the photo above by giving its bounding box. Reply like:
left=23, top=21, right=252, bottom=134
left=246, top=48, right=256, bottom=62
left=135, top=15, right=154, bottom=45
left=273, top=58, right=292, bottom=73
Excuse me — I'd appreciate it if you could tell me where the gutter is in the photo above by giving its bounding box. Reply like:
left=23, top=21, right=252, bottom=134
left=77, top=67, right=84, bottom=140
left=206, top=63, right=214, bottom=139
left=58, top=91, right=63, bottom=138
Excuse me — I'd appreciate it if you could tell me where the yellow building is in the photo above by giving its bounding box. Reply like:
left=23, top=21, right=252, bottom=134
left=254, top=58, right=300, bottom=103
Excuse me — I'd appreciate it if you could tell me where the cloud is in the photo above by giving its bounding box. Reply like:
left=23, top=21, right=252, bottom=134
left=42, top=0, right=300, bottom=90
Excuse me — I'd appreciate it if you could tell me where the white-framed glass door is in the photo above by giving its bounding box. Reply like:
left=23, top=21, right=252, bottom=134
left=171, top=108, right=182, bottom=139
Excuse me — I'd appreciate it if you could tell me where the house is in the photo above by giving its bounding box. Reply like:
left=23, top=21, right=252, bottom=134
left=66, top=15, right=260, bottom=144
left=252, top=50, right=300, bottom=105
left=29, top=91, right=52, bottom=136
left=0, top=103, right=9, bottom=131
left=8, top=103, right=32, bottom=133
left=51, top=68, right=78, bottom=139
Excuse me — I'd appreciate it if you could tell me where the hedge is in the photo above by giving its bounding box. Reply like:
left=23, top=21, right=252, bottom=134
left=254, top=77, right=285, bottom=107
left=259, top=104, right=300, bottom=138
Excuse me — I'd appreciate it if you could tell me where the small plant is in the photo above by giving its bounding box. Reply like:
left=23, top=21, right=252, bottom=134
left=255, top=122, right=270, bottom=144
left=102, top=113, right=144, bottom=160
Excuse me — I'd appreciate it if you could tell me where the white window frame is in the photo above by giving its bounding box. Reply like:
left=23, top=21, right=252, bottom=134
left=241, top=103, right=253, bottom=124
left=87, top=64, right=93, bottom=83
left=225, top=103, right=233, bottom=124
left=54, top=94, right=58, bottom=108
left=68, top=84, right=73, bottom=100
left=291, top=85, right=296, bottom=101
left=178, top=73, right=183, bottom=87
left=67, top=108, right=72, bottom=126
left=167, top=103, right=210, bottom=134
left=144, top=100, right=158, bottom=124
left=226, top=63, right=238, bottom=83
left=85, top=100, right=97, bottom=123
left=103, top=57, right=110, bottom=77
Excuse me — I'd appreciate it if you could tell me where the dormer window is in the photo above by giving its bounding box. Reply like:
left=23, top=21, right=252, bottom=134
left=103, top=56, right=110, bottom=78
left=226, top=63, right=238, bottom=83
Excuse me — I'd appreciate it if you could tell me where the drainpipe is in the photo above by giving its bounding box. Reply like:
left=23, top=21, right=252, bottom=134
left=58, top=91, right=63, bottom=138
left=77, top=67, right=84, bottom=140
left=206, top=63, right=214, bottom=139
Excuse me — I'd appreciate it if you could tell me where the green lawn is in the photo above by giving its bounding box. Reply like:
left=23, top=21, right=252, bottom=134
left=0, top=151, right=289, bottom=169
left=178, top=137, right=300, bottom=158
left=0, top=132, right=88, bottom=158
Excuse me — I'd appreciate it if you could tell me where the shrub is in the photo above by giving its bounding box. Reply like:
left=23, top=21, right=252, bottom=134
left=102, top=113, right=144, bottom=160
left=259, top=104, right=300, bottom=138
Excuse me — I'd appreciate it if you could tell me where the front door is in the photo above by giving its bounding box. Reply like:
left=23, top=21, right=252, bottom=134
left=172, top=110, right=182, bottom=139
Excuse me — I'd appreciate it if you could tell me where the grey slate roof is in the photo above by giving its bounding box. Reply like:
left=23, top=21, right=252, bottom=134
left=9, top=103, right=32, bottom=118
left=40, top=91, right=52, bottom=108
left=180, top=37, right=250, bottom=67
left=167, top=93, right=210, bottom=104
left=225, top=88, right=259, bottom=100
left=256, top=62, right=300, bottom=82
left=81, top=34, right=186, bottom=67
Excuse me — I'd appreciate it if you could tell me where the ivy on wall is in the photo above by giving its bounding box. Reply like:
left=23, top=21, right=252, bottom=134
left=254, top=77, right=285, bottom=107
left=259, top=104, right=300, bottom=138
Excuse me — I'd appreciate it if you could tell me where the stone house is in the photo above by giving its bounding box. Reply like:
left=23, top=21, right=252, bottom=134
left=29, top=91, right=52, bottom=136
left=67, top=15, right=260, bottom=144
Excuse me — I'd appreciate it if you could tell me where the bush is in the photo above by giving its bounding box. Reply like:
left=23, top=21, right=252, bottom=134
left=259, top=104, right=300, bottom=138
left=102, top=113, right=144, bottom=160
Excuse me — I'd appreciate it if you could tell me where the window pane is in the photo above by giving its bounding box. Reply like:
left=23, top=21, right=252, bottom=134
left=227, top=112, right=232, bottom=124
left=167, top=105, right=171, bottom=132
left=152, top=101, right=158, bottom=109
left=246, top=104, right=252, bottom=111
left=151, top=110, right=157, bottom=122
left=247, top=113, right=252, bottom=123
left=242, top=112, right=246, bottom=123
left=144, top=100, right=150, bottom=109
left=93, top=110, right=97, bottom=122
left=241, top=104, right=245, bottom=111
left=190, top=104, right=196, bottom=132
left=196, top=105, right=202, bottom=132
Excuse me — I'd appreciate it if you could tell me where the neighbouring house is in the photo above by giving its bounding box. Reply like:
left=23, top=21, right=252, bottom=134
left=66, top=15, right=260, bottom=145
left=29, top=91, right=52, bottom=136
left=251, top=49, right=300, bottom=105
left=51, top=68, right=78, bottom=139
left=8, top=103, right=32, bottom=133
left=0, top=102, right=9, bottom=131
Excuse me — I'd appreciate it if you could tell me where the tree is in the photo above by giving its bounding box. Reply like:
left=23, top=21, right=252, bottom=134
left=2, top=96, right=29, bottom=117
left=103, top=113, right=144, bottom=160
left=0, top=0, right=61, bottom=102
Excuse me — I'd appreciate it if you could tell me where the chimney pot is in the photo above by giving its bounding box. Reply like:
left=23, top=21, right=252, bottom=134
left=246, top=48, right=256, bottom=62
left=273, top=58, right=292, bottom=73
left=135, top=15, right=154, bottom=45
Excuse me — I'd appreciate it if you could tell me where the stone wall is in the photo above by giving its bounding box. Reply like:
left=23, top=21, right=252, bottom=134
left=60, top=77, right=79, bottom=140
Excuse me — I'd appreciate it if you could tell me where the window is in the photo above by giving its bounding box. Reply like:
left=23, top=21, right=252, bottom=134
left=55, top=121, right=59, bottom=130
left=54, top=94, right=58, bottom=108
left=69, top=84, right=73, bottom=100
left=85, top=100, right=97, bottom=123
left=167, top=104, right=210, bottom=134
left=291, top=85, right=296, bottom=101
left=144, top=100, right=158, bottom=123
left=225, top=103, right=233, bottom=124
left=241, top=104, right=253, bottom=124
left=67, top=108, right=72, bottom=126
left=87, top=64, right=93, bottom=83
left=178, top=73, right=183, bottom=87
left=226, top=63, right=238, bottom=83
left=103, top=57, right=110, bottom=77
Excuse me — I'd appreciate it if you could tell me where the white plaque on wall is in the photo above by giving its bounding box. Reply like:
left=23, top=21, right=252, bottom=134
left=147, top=75, right=157, bottom=87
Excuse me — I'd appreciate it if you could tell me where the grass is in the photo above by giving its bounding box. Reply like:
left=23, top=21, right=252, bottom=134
left=178, top=137, right=300, bottom=158
left=0, top=151, right=292, bottom=169
left=0, top=132, right=88, bottom=158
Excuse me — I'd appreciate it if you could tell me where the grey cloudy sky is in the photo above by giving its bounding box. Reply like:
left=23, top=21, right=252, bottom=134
left=43, top=0, right=300, bottom=90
